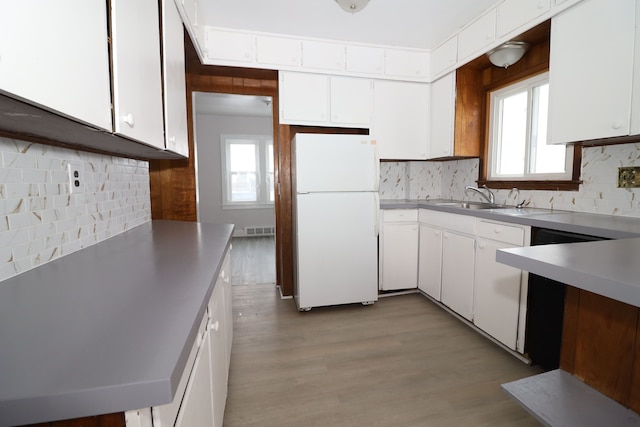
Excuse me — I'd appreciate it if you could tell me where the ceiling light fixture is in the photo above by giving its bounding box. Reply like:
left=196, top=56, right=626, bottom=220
left=335, top=0, right=370, bottom=13
left=486, top=41, right=530, bottom=69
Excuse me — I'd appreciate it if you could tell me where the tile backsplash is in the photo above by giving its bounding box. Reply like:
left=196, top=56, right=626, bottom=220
left=380, top=143, right=640, bottom=218
left=0, top=137, right=151, bottom=282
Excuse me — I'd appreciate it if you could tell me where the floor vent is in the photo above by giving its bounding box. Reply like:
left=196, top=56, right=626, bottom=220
left=245, top=226, right=275, bottom=236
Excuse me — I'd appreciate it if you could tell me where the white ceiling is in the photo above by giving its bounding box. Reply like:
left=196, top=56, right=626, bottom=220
left=198, top=0, right=499, bottom=50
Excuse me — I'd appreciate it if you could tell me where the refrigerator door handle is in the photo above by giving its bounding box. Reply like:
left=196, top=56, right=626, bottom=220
left=374, top=192, right=380, bottom=237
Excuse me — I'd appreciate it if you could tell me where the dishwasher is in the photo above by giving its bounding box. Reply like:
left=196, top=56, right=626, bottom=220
left=525, top=228, right=607, bottom=370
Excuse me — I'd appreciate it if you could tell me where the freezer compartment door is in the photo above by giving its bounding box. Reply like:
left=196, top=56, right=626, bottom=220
left=295, top=192, right=379, bottom=309
left=293, top=133, right=379, bottom=193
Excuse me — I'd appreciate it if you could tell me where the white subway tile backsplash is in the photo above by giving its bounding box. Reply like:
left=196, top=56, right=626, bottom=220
left=0, top=136, right=151, bottom=283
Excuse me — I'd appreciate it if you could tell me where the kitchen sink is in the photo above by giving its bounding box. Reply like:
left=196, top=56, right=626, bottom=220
left=434, top=201, right=506, bottom=210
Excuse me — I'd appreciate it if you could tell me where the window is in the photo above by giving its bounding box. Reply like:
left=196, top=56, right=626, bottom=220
left=488, top=72, right=573, bottom=181
left=221, top=135, right=274, bottom=207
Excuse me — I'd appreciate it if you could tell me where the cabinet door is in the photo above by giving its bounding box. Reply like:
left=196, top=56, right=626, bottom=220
left=441, top=231, right=474, bottom=320
left=429, top=72, right=456, bottom=159
left=175, top=328, right=214, bottom=427
left=384, top=49, right=429, bottom=79
left=111, top=0, right=165, bottom=148
left=209, top=284, right=228, bottom=427
left=379, top=223, right=419, bottom=291
left=256, top=36, right=301, bottom=67
left=372, top=80, right=430, bottom=159
left=302, top=41, right=345, bottom=71
left=0, top=1, right=112, bottom=131
left=548, top=0, right=635, bottom=144
left=418, top=225, right=442, bottom=300
left=279, top=72, right=329, bottom=124
left=346, top=45, right=384, bottom=75
left=458, top=9, right=497, bottom=62
left=497, top=0, right=551, bottom=38
left=330, top=76, right=372, bottom=126
left=221, top=251, right=233, bottom=372
left=206, top=29, right=254, bottom=63
left=161, top=0, right=189, bottom=157
left=474, top=239, right=523, bottom=350
left=431, top=37, right=458, bottom=79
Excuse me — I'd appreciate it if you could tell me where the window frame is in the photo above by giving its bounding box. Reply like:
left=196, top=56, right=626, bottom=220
left=220, top=134, right=274, bottom=209
left=487, top=72, right=573, bottom=181
left=479, top=73, right=582, bottom=192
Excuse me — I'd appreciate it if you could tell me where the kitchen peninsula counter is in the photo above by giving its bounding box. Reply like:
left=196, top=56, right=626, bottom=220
left=0, top=220, right=233, bottom=427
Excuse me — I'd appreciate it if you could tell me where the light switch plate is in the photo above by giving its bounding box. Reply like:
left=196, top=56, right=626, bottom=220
left=617, top=166, right=640, bottom=188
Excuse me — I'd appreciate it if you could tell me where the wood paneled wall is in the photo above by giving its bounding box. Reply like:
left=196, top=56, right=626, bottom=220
left=560, top=287, right=640, bottom=412
left=24, top=413, right=125, bottom=427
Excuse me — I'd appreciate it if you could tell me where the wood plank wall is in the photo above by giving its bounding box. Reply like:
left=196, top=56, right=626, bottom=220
left=24, top=413, right=125, bottom=427
left=560, top=287, right=640, bottom=413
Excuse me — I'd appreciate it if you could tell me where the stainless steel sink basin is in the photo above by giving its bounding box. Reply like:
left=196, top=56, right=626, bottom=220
left=434, top=201, right=506, bottom=210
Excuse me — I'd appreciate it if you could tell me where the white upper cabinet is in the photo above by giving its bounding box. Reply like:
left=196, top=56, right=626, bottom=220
left=329, top=76, right=372, bottom=126
left=429, top=72, right=456, bottom=159
left=280, top=72, right=329, bottom=124
left=430, top=36, right=458, bottom=80
left=372, top=80, right=430, bottom=159
left=302, top=41, right=346, bottom=71
left=111, top=0, right=165, bottom=148
left=0, top=1, right=112, bottom=131
left=346, top=45, right=384, bottom=75
left=384, top=49, right=429, bottom=79
left=279, top=71, right=371, bottom=127
left=497, top=0, right=551, bottom=38
left=206, top=29, right=254, bottom=63
left=256, top=36, right=301, bottom=67
left=548, top=0, right=636, bottom=144
left=161, top=0, right=189, bottom=157
left=457, top=9, right=497, bottom=63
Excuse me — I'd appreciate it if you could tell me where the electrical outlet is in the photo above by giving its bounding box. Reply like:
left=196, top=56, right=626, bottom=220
left=67, top=163, right=83, bottom=194
left=618, top=166, right=640, bottom=188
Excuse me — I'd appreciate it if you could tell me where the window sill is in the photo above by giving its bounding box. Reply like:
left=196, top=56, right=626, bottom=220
left=478, top=180, right=581, bottom=191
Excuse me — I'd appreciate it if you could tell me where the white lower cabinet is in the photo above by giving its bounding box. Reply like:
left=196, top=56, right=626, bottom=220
left=414, top=209, right=530, bottom=353
left=379, top=209, right=419, bottom=291
left=473, top=220, right=530, bottom=352
left=418, top=224, right=442, bottom=300
left=175, top=326, right=214, bottom=427
left=441, top=231, right=475, bottom=321
left=208, top=277, right=228, bottom=427
left=131, top=248, right=232, bottom=427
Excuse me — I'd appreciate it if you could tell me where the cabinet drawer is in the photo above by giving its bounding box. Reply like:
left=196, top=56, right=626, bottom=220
left=477, top=220, right=524, bottom=245
left=419, top=209, right=476, bottom=235
left=383, top=209, right=418, bottom=222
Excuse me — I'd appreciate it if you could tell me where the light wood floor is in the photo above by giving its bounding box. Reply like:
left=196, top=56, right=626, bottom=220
left=224, top=285, right=543, bottom=427
left=230, top=236, right=276, bottom=285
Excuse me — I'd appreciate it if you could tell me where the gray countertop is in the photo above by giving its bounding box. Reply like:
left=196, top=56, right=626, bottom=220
left=497, top=238, right=640, bottom=308
left=0, top=220, right=234, bottom=426
left=381, top=199, right=640, bottom=308
left=380, top=199, right=640, bottom=239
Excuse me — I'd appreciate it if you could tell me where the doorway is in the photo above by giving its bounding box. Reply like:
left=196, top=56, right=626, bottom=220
left=193, top=92, right=276, bottom=286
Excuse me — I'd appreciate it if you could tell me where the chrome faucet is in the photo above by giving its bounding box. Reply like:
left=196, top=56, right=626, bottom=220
left=465, top=184, right=495, bottom=204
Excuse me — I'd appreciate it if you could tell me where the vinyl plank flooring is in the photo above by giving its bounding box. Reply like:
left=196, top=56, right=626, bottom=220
left=230, top=236, right=275, bottom=285
left=224, top=285, right=544, bottom=427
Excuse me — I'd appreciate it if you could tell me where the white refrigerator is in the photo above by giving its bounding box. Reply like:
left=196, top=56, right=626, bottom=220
left=292, top=133, right=380, bottom=311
